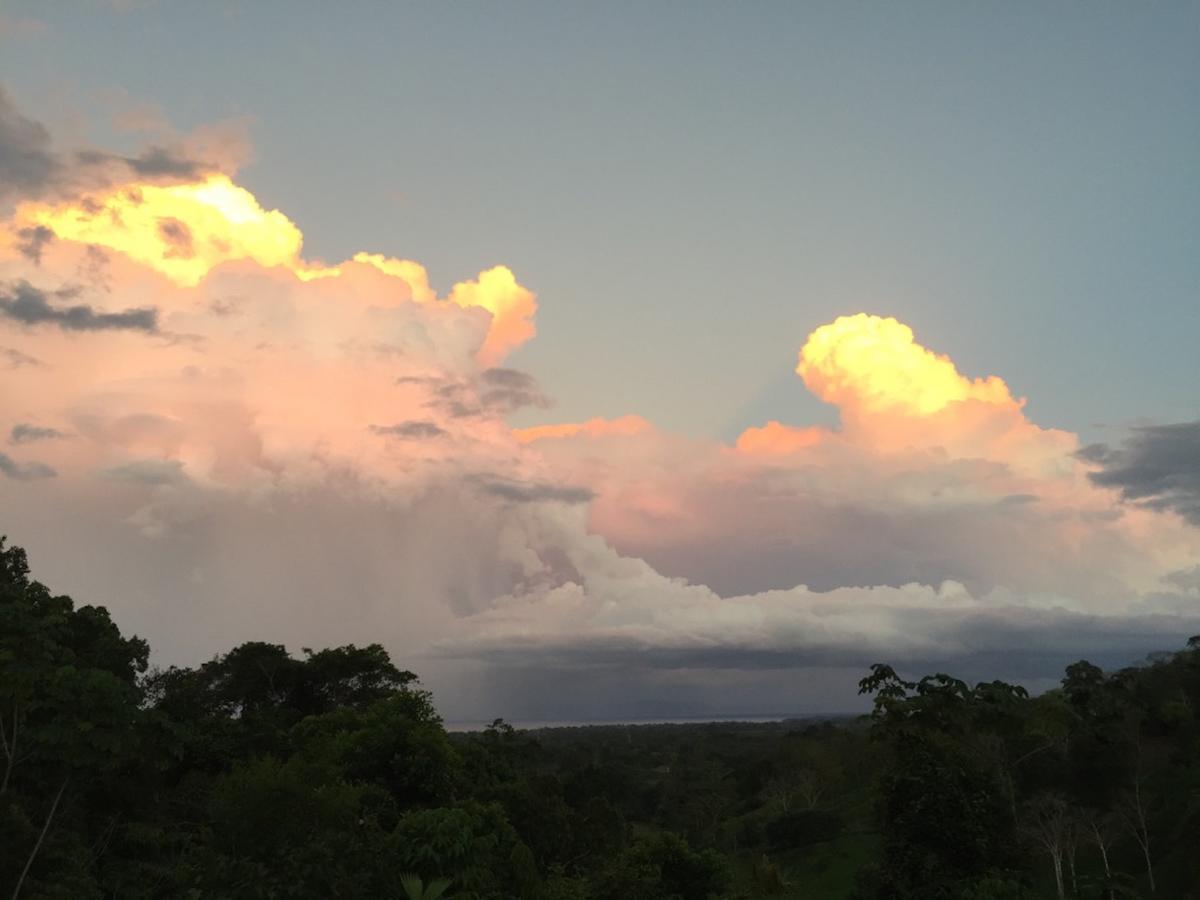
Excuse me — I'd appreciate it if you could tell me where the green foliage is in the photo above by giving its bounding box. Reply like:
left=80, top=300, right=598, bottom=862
left=955, top=874, right=1039, bottom=899
left=765, top=808, right=844, bottom=850
left=401, top=872, right=454, bottom=900
left=594, top=831, right=730, bottom=900
left=291, top=692, right=456, bottom=806
left=184, top=755, right=396, bottom=897
left=0, top=536, right=149, bottom=898
left=5, top=535, right=1200, bottom=899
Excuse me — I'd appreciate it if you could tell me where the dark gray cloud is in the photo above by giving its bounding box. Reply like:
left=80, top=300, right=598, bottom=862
left=1074, top=443, right=1110, bottom=464
left=369, top=421, right=447, bottom=439
left=1166, top=566, right=1200, bottom=595
left=1166, top=566, right=1200, bottom=592
left=101, top=459, right=187, bottom=485
left=10, top=423, right=67, bottom=445
left=477, top=476, right=594, bottom=505
left=432, top=382, right=481, bottom=419
left=75, top=146, right=211, bottom=181
left=0, top=85, right=214, bottom=204
left=208, top=296, right=241, bottom=317
left=479, top=367, right=550, bottom=413
left=0, top=451, right=56, bottom=481
left=408, top=368, right=549, bottom=420
left=0, top=85, right=60, bottom=200
left=157, top=217, right=194, bottom=258
left=0, top=346, right=41, bottom=368
left=15, top=225, right=54, bottom=263
left=0, top=280, right=158, bottom=333
left=77, top=245, right=112, bottom=292
left=446, top=605, right=1200, bottom=683
left=127, top=146, right=209, bottom=179
left=1083, top=421, right=1200, bottom=525
left=480, top=368, right=537, bottom=388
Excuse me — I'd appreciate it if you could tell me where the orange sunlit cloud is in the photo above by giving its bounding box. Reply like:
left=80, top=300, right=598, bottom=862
left=12, top=174, right=536, bottom=364
left=354, top=254, right=537, bottom=364
left=798, top=313, right=1015, bottom=416
left=735, top=420, right=827, bottom=455
left=445, top=266, right=537, bottom=366
left=514, top=415, right=652, bottom=444
left=727, top=313, right=1077, bottom=476
left=17, top=175, right=310, bottom=286
left=497, top=310, right=1197, bottom=608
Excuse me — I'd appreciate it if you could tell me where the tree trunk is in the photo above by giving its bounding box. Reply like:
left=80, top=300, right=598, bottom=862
left=1130, top=780, right=1155, bottom=893
left=1090, top=821, right=1114, bottom=900
left=0, top=704, right=16, bottom=795
left=1141, top=840, right=1156, bottom=894
left=1051, top=849, right=1065, bottom=900
left=1126, top=744, right=1156, bottom=894
left=1001, top=768, right=1018, bottom=825
left=11, top=778, right=67, bottom=900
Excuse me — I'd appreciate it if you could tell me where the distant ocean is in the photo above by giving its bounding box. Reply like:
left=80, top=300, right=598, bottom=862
left=443, top=715, right=844, bottom=732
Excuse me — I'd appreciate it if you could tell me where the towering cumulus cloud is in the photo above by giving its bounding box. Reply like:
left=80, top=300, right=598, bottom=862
left=799, top=314, right=1013, bottom=415
left=1, top=91, right=1197, bottom=718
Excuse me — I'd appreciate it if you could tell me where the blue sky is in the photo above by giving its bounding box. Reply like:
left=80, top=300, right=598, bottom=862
left=5, top=1, right=1197, bottom=442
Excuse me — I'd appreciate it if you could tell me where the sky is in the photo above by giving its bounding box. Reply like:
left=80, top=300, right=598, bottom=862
left=1, top=2, right=1198, bottom=722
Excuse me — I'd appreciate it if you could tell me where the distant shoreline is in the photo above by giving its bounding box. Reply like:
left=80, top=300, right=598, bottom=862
left=443, top=713, right=858, bottom=732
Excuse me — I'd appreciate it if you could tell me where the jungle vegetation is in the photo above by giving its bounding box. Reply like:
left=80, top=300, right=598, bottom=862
left=3, top=536, right=1199, bottom=899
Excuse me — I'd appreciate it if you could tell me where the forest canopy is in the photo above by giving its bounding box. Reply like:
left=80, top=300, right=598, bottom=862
left=2, top=535, right=1199, bottom=899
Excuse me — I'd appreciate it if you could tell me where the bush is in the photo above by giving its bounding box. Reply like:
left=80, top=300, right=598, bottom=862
left=765, top=808, right=844, bottom=850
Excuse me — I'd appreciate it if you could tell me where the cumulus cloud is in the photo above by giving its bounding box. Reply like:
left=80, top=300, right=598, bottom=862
left=479, top=315, right=1200, bottom=696
left=429, top=501, right=1200, bottom=682
left=0, top=122, right=549, bottom=703
left=448, top=582, right=1199, bottom=678
left=1083, top=421, right=1200, bottom=525
left=2, top=108, right=1198, bottom=720
left=799, top=313, right=1013, bottom=416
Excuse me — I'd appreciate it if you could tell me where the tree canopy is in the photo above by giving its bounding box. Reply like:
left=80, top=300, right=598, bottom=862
left=2, top=534, right=1199, bottom=899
